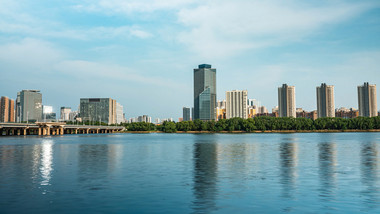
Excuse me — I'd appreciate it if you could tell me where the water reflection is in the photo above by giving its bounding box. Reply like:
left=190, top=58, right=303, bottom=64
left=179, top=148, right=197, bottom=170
left=360, top=142, right=380, bottom=209
left=192, top=136, right=218, bottom=213
left=40, top=139, right=54, bottom=186
left=279, top=138, right=298, bottom=199
left=78, top=144, right=115, bottom=191
left=318, top=142, right=336, bottom=201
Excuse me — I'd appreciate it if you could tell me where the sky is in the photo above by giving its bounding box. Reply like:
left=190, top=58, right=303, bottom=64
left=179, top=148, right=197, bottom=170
left=1, top=0, right=380, bottom=120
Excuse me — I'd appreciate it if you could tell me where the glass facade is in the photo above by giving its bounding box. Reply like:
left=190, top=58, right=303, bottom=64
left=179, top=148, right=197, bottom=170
left=16, top=90, right=42, bottom=122
left=80, top=98, right=116, bottom=124
left=194, top=64, right=216, bottom=121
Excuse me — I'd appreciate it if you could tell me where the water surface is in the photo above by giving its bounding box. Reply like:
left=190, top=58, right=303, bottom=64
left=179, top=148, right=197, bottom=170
left=0, top=133, right=379, bottom=213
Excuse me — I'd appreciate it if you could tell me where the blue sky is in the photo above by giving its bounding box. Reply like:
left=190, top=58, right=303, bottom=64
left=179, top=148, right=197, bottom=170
left=1, top=0, right=380, bottom=120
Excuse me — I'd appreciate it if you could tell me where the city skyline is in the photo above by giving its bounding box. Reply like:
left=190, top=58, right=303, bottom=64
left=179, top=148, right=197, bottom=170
left=1, top=1, right=380, bottom=119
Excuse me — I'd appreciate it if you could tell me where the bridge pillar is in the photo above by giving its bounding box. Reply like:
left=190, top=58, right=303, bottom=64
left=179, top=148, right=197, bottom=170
left=60, top=127, right=64, bottom=135
left=86, top=129, right=89, bottom=134
left=47, top=127, right=50, bottom=136
left=75, top=129, right=78, bottom=134
left=23, top=129, right=27, bottom=136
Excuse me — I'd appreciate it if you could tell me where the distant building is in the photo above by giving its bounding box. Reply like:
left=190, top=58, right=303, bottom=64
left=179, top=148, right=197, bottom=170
left=317, top=83, right=335, bottom=118
left=16, top=90, right=42, bottom=122
left=278, top=84, right=296, bottom=117
left=0, top=96, right=15, bottom=122
left=217, top=100, right=226, bottom=109
left=69, top=111, right=79, bottom=121
left=335, top=107, right=359, bottom=119
left=43, top=105, right=56, bottom=122
left=226, top=90, right=248, bottom=119
left=80, top=98, right=116, bottom=125
left=358, top=82, right=377, bottom=117
left=272, top=106, right=279, bottom=114
left=216, top=107, right=226, bottom=120
left=116, top=103, right=124, bottom=124
left=247, top=106, right=256, bottom=118
left=296, top=109, right=317, bottom=120
left=178, top=118, right=183, bottom=122
left=183, top=107, right=191, bottom=121
left=194, top=64, right=217, bottom=121
left=136, top=115, right=151, bottom=123
left=60, top=107, right=71, bottom=121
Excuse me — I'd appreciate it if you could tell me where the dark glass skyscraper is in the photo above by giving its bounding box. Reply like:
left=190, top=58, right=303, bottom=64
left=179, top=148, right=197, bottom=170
left=194, top=64, right=216, bottom=121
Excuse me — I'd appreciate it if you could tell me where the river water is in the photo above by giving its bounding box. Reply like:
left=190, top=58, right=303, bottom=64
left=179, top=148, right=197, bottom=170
left=0, top=133, right=379, bottom=213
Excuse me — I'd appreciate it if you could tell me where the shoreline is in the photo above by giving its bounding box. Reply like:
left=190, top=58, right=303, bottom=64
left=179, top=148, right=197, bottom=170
left=122, top=129, right=380, bottom=134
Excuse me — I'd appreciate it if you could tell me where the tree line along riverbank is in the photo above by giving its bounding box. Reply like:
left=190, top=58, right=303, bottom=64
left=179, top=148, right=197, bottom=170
left=121, top=116, right=380, bottom=133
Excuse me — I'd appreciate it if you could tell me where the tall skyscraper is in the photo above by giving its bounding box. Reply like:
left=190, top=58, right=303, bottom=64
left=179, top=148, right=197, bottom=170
left=194, top=64, right=217, bottom=121
left=16, top=90, right=42, bottom=122
left=60, top=107, right=72, bottom=121
left=358, top=82, right=377, bottom=117
left=183, top=107, right=191, bottom=121
left=226, top=90, right=248, bottom=119
left=278, top=84, right=296, bottom=117
left=0, top=96, right=15, bottom=122
left=316, top=83, right=335, bottom=118
left=80, top=98, right=116, bottom=124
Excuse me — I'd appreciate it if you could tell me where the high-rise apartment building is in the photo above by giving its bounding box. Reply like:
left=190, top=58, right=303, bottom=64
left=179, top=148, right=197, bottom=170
left=0, top=96, right=15, bottom=122
left=16, top=90, right=42, bottom=122
left=194, top=64, right=217, bottom=121
left=316, top=83, right=335, bottom=118
left=278, top=84, right=296, bottom=117
left=226, top=90, right=248, bottom=119
left=183, top=107, right=191, bottom=121
left=60, top=107, right=72, bottom=121
left=358, top=82, right=377, bottom=117
left=80, top=98, right=116, bottom=124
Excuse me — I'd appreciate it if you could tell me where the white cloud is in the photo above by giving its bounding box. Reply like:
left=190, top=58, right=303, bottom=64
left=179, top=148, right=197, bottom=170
left=0, top=38, right=64, bottom=72
left=74, top=0, right=196, bottom=14
left=177, top=0, right=377, bottom=58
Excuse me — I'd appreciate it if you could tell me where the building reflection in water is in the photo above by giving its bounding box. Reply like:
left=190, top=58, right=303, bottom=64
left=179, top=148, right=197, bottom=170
left=192, top=136, right=218, bottom=213
left=360, top=142, right=379, bottom=209
left=78, top=143, right=118, bottom=191
left=40, top=139, right=54, bottom=186
left=279, top=137, right=298, bottom=199
left=318, top=142, right=337, bottom=201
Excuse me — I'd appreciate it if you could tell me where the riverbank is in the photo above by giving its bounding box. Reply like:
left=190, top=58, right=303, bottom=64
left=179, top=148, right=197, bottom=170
left=122, top=129, right=380, bottom=134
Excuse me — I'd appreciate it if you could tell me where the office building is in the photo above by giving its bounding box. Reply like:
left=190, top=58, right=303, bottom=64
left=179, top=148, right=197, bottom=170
left=16, top=90, right=42, bottom=122
left=80, top=98, right=116, bottom=124
left=116, top=103, right=124, bottom=124
left=226, top=90, right=248, bottom=119
left=183, top=107, right=191, bottom=121
left=43, top=105, right=56, bottom=122
left=317, top=83, right=335, bottom=118
left=358, top=82, right=377, bottom=117
left=0, top=96, right=15, bottom=122
left=60, top=107, right=71, bottom=121
left=194, top=64, right=217, bottom=121
left=278, top=84, right=296, bottom=117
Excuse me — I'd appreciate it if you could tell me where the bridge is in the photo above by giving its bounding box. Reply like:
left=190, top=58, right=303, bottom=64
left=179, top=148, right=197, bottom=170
left=0, top=122, right=125, bottom=136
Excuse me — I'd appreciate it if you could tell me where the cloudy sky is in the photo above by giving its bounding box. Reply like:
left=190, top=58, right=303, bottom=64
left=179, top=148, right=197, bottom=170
left=1, top=0, right=380, bottom=120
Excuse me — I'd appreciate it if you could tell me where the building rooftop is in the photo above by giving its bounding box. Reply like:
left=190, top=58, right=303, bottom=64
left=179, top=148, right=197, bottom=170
left=198, top=64, right=212, bottom=69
